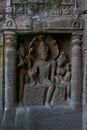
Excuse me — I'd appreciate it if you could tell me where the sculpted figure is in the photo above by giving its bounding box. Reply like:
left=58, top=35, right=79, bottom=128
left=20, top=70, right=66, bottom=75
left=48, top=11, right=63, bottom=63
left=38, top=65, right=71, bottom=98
left=25, top=48, right=37, bottom=86
left=61, top=64, right=71, bottom=102
left=17, top=43, right=26, bottom=103
left=55, top=52, right=71, bottom=102
left=17, top=43, right=26, bottom=67
left=34, top=38, right=56, bottom=106
left=55, top=51, right=71, bottom=102
left=55, top=52, right=67, bottom=85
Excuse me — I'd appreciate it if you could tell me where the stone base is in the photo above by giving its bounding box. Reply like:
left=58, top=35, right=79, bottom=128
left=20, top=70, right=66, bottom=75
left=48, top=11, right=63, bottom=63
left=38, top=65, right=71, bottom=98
left=14, top=106, right=82, bottom=130
left=1, top=108, right=16, bottom=130
left=23, top=84, right=46, bottom=106
left=0, top=106, right=82, bottom=130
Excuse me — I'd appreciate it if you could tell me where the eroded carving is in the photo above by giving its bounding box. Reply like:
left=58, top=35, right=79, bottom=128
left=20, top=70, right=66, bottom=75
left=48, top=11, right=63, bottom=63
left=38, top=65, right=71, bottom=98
left=17, top=35, right=71, bottom=106
left=16, top=16, right=32, bottom=29
left=32, top=38, right=56, bottom=106
left=8, top=0, right=83, bottom=31
left=11, top=0, right=78, bottom=17
left=50, top=5, right=59, bottom=16
left=17, top=43, right=26, bottom=103
left=54, top=52, right=71, bottom=103
left=4, top=17, right=16, bottom=29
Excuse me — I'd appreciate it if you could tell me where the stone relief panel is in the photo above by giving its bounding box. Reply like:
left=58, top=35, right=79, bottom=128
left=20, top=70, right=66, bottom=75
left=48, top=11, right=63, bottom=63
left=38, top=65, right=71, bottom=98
left=13, top=4, right=26, bottom=15
left=59, top=0, right=76, bottom=16
left=15, top=16, right=32, bottom=30
left=45, top=18, right=84, bottom=30
left=9, top=0, right=84, bottom=31
left=17, top=34, right=71, bottom=106
left=11, top=0, right=77, bottom=17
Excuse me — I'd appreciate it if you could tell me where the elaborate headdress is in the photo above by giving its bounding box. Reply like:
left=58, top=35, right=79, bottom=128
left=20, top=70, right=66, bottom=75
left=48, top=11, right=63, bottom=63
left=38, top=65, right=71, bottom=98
left=38, top=40, right=48, bottom=55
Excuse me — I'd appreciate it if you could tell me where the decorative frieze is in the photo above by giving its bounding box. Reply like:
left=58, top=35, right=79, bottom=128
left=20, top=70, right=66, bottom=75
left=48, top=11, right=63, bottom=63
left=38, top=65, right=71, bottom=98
left=1, top=0, right=83, bottom=31
left=11, top=0, right=77, bottom=17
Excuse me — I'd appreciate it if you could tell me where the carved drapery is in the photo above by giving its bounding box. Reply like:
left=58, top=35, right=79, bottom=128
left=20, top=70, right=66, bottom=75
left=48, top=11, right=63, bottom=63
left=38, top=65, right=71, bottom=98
left=70, top=34, right=82, bottom=108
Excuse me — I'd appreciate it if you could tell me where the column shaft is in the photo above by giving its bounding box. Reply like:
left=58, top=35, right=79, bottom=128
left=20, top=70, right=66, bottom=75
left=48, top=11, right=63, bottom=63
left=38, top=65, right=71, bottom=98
left=5, top=32, right=17, bottom=108
left=70, top=34, right=82, bottom=108
left=0, top=33, right=4, bottom=111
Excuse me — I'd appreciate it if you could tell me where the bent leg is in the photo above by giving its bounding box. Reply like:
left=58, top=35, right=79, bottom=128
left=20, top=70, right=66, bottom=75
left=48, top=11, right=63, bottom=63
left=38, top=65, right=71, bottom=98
left=45, top=83, right=55, bottom=106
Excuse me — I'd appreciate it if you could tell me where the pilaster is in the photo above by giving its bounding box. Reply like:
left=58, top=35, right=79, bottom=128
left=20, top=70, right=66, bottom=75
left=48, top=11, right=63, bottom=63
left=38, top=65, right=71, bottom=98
left=1, top=31, right=17, bottom=130
left=70, top=34, right=82, bottom=108
left=4, top=31, right=17, bottom=108
left=0, top=32, right=4, bottom=112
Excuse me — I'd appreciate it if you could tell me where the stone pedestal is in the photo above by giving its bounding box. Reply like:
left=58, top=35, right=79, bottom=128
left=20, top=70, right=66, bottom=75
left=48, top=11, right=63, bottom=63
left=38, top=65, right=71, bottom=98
left=70, top=34, right=82, bottom=108
left=14, top=107, right=82, bottom=130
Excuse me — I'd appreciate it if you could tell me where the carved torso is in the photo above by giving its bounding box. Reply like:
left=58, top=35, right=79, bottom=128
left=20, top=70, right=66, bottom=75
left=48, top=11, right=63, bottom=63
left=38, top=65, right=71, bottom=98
left=38, top=60, right=51, bottom=82
left=56, top=66, right=66, bottom=76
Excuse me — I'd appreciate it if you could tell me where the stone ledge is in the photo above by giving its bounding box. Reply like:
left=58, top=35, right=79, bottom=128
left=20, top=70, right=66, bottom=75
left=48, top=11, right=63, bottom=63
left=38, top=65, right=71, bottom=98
left=14, top=106, right=82, bottom=130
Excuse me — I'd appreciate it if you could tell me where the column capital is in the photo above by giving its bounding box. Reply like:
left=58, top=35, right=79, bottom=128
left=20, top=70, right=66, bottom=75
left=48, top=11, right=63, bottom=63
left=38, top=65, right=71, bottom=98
left=72, top=33, right=82, bottom=46
left=4, top=31, right=16, bottom=35
left=0, top=33, right=3, bottom=47
left=4, top=31, right=17, bottom=48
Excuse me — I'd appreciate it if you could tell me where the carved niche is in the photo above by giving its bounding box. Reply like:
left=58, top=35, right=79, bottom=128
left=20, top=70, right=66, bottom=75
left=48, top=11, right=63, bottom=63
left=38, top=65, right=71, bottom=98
left=17, top=35, right=71, bottom=106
